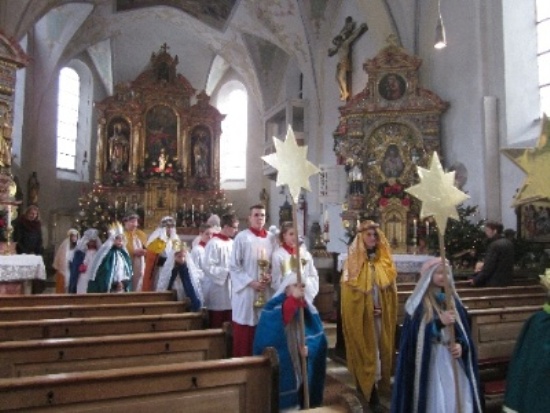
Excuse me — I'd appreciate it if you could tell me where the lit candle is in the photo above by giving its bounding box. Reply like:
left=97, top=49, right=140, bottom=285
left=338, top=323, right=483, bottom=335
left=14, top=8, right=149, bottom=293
left=413, top=219, right=417, bottom=237
left=115, top=200, right=119, bottom=209
left=183, top=203, right=186, bottom=212
left=258, top=247, right=266, bottom=260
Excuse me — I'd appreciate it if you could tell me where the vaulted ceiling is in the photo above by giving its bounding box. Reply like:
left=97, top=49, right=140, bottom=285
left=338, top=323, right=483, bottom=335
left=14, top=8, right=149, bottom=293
left=2, top=0, right=343, bottom=111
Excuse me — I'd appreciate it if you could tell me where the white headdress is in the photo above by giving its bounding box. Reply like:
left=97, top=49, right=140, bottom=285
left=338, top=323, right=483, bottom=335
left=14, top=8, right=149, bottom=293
left=75, top=228, right=102, bottom=253
left=274, top=271, right=318, bottom=314
left=404, top=257, right=461, bottom=316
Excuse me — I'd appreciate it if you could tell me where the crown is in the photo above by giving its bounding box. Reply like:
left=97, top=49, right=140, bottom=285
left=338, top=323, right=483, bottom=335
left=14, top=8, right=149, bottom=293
left=109, top=221, right=125, bottom=238
left=173, top=240, right=188, bottom=253
left=160, top=216, right=176, bottom=227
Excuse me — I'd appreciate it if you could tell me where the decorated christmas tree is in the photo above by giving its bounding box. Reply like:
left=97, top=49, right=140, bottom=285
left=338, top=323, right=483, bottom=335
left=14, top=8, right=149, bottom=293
left=427, top=204, right=485, bottom=267
left=206, top=190, right=234, bottom=218
left=74, top=186, right=122, bottom=241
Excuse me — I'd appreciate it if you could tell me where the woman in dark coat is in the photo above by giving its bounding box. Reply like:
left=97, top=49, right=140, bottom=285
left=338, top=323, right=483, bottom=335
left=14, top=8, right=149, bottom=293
left=13, top=205, right=43, bottom=255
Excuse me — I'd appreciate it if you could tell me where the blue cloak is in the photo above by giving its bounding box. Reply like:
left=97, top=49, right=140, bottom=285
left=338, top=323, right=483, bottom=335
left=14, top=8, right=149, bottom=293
left=253, top=293, right=327, bottom=410
left=168, top=264, right=202, bottom=311
left=391, top=297, right=483, bottom=413
left=68, top=249, right=85, bottom=294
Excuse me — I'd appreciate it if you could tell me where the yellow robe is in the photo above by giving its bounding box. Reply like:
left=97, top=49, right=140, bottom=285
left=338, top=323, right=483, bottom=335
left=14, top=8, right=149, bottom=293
left=340, top=230, right=398, bottom=400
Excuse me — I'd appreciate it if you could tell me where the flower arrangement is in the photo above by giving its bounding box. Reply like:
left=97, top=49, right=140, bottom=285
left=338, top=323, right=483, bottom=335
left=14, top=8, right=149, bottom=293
left=378, top=181, right=411, bottom=207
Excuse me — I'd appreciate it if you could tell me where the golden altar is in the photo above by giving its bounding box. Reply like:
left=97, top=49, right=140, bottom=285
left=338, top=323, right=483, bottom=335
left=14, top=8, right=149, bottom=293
left=93, top=45, right=225, bottom=232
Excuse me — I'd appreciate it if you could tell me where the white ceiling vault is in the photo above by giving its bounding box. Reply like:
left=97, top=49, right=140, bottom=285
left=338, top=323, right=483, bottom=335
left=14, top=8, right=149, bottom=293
left=1, top=0, right=344, bottom=112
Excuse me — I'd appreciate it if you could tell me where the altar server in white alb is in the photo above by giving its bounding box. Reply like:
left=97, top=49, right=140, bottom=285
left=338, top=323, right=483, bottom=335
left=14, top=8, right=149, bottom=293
left=202, top=214, right=239, bottom=328
left=230, top=204, right=277, bottom=357
left=271, top=221, right=319, bottom=303
left=190, top=223, right=214, bottom=293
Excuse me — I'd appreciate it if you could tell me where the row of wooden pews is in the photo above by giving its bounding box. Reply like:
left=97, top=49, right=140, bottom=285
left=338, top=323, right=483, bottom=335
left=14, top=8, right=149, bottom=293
left=397, top=277, right=545, bottom=411
left=0, top=292, right=280, bottom=412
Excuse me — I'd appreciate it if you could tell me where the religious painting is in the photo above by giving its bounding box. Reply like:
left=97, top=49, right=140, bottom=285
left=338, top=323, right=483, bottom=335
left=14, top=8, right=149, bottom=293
left=145, top=105, right=178, bottom=173
left=519, top=201, right=550, bottom=242
left=190, top=125, right=211, bottom=178
left=381, top=144, right=405, bottom=178
left=106, top=117, right=131, bottom=174
left=378, top=73, right=406, bottom=101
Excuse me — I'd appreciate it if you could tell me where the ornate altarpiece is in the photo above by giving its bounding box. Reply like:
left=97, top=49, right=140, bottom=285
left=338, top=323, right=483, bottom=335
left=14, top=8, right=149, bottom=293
left=333, top=37, right=448, bottom=252
left=94, top=45, right=225, bottom=231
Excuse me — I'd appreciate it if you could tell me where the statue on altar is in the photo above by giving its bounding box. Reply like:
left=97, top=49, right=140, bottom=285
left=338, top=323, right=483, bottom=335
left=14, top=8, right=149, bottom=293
left=381, top=144, right=404, bottom=178
left=108, top=123, right=129, bottom=173
left=0, top=110, right=13, bottom=168
left=193, top=139, right=208, bottom=178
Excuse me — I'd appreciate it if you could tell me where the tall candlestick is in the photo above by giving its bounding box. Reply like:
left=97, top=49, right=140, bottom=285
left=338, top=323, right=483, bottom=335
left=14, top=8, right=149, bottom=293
left=426, top=221, right=430, bottom=236
left=191, top=204, right=195, bottom=213
left=413, top=219, right=417, bottom=237
left=6, top=206, right=11, bottom=228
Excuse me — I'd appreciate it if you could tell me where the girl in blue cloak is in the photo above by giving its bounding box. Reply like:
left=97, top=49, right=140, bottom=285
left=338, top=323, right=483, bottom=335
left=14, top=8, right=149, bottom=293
left=253, top=271, right=327, bottom=411
left=391, top=258, right=482, bottom=413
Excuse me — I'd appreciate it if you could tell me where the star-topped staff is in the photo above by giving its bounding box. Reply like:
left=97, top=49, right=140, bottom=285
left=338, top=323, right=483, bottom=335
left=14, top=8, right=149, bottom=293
left=262, top=124, right=319, bottom=409
left=405, top=151, right=469, bottom=413
left=501, top=114, right=550, bottom=206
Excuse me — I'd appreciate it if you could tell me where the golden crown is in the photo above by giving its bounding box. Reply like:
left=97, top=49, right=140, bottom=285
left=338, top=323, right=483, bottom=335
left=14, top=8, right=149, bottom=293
left=108, top=221, right=125, bottom=238
left=173, top=240, right=188, bottom=253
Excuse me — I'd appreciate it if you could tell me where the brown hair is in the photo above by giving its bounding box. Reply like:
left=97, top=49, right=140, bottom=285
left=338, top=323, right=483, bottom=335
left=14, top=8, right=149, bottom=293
left=249, top=204, right=266, bottom=212
left=279, top=221, right=294, bottom=243
left=484, top=221, right=503, bottom=234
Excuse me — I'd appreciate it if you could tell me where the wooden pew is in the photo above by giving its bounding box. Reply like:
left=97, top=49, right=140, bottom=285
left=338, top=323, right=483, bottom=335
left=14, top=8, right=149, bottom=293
left=0, top=301, right=188, bottom=322
left=0, top=349, right=279, bottom=412
left=468, top=305, right=541, bottom=410
left=0, top=291, right=176, bottom=307
left=0, top=311, right=207, bottom=341
left=0, top=328, right=230, bottom=378
left=398, top=292, right=546, bottom=323
left=397, top=277, right=540, bottom=292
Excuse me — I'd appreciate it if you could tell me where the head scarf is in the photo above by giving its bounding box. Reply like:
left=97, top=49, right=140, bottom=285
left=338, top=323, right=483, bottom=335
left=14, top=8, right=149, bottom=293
left=75, top=228, right=102, bottom=253
left=147, top=216, right=179, bottom=246
left=343, top=220, right=396, bottom=288
left=52, top=229, right=80, bottom=272
left=404, top=257, right=460, bottom=316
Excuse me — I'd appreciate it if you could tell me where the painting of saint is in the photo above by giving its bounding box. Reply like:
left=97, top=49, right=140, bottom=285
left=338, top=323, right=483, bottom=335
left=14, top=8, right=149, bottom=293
left=145, top=105, right=177, bottom=168
left=381, top=144, right=405, bottom=178
left=378, top=73, right=406, bottom=101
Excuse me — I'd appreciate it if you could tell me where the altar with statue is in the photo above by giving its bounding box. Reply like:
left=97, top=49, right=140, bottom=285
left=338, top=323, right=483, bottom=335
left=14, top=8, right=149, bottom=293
left=85, top=44, right=229, bottom=234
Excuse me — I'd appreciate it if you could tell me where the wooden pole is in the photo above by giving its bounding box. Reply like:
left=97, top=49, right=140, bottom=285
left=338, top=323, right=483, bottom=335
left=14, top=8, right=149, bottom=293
left=292, top=205, right=309, bottom=409
left=437, top=232, right=462, bottom=413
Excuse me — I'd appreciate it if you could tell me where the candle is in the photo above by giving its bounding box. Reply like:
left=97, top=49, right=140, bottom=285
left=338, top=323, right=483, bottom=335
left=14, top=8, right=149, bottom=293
left=191, top=204, right=195, bottom=213
left=426, top=221, right=430, bottom=235
left=258, top=247, right=266, bottom=260
left=115, top=200, right=119, bottom=209
left=323, top=209, right=328, bottom=224
left=200, top=204, right=204, bottom=212
left=413, top=219, right=417, bottom=237
left=6, top=206, right=11, bottom=228
left=183, top=203, right=186, bottom=212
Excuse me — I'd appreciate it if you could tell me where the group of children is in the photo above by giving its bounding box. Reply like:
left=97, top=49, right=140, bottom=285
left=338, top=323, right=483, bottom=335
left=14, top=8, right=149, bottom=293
left=52, top=214, right=547, bottom=412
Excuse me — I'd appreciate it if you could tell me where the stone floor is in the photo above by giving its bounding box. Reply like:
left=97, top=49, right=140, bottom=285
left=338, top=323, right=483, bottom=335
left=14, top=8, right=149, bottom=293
left=323, top=322, right=390, bottom=412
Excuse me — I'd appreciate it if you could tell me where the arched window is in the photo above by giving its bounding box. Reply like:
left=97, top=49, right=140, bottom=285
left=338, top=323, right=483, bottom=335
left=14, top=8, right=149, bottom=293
left=56, top=67, right=80, bottom=170
left=216, top=81, right=247, bottom=189
left=537, top=0, right=550, bottom=115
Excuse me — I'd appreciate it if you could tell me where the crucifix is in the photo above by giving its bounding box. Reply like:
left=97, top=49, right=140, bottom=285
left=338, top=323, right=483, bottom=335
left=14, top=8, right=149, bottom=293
left=328, top=17, right=368, bottom=101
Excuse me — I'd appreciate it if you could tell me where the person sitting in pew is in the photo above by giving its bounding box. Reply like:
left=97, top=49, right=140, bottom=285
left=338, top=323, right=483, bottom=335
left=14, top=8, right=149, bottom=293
left=469, top=221, right=514, bottom=287
left=157, top=240, right=203, bottom=312
left=503, top=268, right=550, bottom=413
left=391, top=258, right=483, bottom=413
left=87, top=222, right=133, bottom=293
left=253, top=271, right=327, bottom=411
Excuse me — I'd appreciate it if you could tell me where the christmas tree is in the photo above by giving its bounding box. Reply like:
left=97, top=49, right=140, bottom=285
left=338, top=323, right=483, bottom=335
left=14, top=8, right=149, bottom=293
left=74, top=186, right=123, bottom=241
left=206, top=190, right=234, bottom=218
left=428, top=204, right=485, bottom=267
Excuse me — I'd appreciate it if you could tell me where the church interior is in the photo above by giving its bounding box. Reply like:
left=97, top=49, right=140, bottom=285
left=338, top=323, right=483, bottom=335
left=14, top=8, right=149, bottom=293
left=0, top=0, right=549, bottom=412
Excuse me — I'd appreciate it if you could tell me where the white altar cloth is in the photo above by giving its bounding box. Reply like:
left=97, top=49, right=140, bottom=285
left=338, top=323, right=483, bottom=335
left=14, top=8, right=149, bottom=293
left=0, top=255, right=46, bottom=282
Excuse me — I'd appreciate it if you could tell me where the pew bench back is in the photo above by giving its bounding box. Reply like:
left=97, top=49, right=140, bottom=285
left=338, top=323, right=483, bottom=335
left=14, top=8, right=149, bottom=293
left=0, top=349, right=279, bottom=412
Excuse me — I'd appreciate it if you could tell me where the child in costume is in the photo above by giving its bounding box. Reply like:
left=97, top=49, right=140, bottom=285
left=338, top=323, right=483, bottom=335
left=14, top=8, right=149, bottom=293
left=53, top=228, right=79, bottom=293
left=87, top=222, right=133, bottom=293
left=69, top=228, right=102, bottom=294
left=503, top=269, right=550, bottom=413
left=253, top=271, right=327, bottom=411
left=391, top=257, right=482, bottom=413
left=156, top=241, right=203, bottom=312
left=142, top=216, right=179, bottom=291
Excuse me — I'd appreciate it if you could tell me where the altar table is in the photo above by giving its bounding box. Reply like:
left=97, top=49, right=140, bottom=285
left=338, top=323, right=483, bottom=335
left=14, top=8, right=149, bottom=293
left=0, top=255, right=46, bottom=295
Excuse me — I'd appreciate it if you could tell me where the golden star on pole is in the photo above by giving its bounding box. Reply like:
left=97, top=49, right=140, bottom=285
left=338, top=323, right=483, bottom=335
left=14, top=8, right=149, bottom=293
left=262, top=125, right=319, bottom=204
left=501, top=115, right=550, bottom=206
left=405, top=152, right=470, bottom=233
